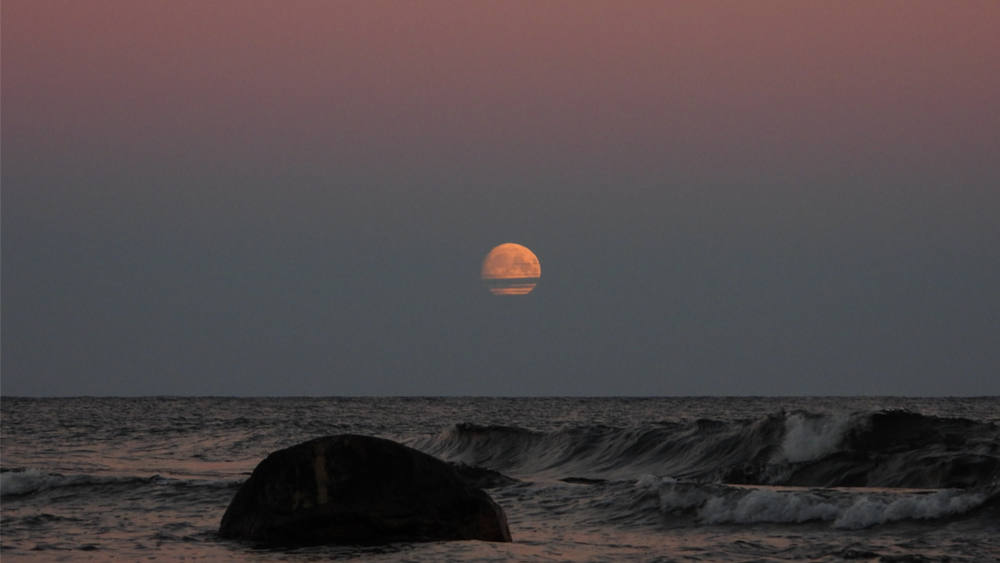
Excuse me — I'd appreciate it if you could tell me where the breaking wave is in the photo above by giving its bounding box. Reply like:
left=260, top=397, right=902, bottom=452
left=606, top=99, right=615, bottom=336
left=412, top=410, right=1000, bottom=489
left=634, top=477, right=994, bottom=529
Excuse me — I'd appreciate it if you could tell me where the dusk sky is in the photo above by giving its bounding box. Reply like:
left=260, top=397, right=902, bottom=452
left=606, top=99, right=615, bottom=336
left=3, top=1, right=998, bottom=396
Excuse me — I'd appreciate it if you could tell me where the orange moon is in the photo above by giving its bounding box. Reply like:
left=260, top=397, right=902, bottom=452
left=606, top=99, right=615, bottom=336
left=481, top=243, right=541, bottom=295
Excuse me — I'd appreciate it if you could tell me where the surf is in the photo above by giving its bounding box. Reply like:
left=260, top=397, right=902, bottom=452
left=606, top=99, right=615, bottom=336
left=412, top=409, right=1000, bottom=489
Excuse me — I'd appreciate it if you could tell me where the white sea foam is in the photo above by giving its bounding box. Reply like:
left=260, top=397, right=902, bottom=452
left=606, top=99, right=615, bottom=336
left=776, top=412, right=857, bottom=463
left=832, top=489, right=986, bottom=530
left=700, top=488, right=842, bottom=524
left=645, top=479, right=988, bottom=529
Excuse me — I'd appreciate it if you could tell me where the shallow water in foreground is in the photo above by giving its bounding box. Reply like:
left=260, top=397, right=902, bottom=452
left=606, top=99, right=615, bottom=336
left=2, top=397, right=999, bottom=561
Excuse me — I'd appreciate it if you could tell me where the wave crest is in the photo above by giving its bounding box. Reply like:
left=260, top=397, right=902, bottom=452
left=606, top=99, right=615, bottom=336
left=411, top=410, right=1000, bottom=489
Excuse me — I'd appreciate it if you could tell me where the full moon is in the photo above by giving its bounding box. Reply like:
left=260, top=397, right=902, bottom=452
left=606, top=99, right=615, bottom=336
left=481, top=243, right=541, bottom=295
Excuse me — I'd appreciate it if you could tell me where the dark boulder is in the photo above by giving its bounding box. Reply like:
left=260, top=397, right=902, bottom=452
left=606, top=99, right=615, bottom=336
left=218, top=434, right=512, bottom=544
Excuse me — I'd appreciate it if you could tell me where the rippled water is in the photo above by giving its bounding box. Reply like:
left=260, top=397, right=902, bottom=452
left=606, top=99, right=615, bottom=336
left=2, top=397, right=999, bottom=561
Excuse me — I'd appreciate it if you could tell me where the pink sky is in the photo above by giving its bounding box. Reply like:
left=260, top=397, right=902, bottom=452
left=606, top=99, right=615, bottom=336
left=6, top=1, right=998, bottom=173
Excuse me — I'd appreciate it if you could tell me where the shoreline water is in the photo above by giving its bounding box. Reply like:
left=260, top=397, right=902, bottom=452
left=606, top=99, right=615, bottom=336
left=3, top=397, right=999, bottom=561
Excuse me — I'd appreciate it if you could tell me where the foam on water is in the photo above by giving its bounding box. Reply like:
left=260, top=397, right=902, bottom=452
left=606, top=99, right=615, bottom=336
left=833, top=489, right=989, bottom=529
left=638, top=476, right=992, bottom=529
left=701, top=488, right=843, bottom=524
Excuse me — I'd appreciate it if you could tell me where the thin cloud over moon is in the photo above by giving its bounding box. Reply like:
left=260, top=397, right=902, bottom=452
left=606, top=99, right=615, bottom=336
left=481, top=243, right=541, bottom=296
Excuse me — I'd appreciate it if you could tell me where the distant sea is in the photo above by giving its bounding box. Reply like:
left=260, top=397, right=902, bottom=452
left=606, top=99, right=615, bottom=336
left=2, top=397, right=999, bottom=562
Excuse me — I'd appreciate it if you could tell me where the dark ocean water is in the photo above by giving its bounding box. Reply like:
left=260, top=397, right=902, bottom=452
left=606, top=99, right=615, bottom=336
left=2, top=397, right=999, bottom=562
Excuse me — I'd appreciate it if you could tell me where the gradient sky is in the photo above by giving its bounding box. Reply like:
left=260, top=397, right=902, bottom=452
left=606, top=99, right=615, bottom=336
left=3, top=1, right=999, bottom=396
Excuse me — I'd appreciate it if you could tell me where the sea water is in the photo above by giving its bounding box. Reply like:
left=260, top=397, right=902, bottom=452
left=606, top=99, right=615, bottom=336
left=2, top=397, right=998, bottom=562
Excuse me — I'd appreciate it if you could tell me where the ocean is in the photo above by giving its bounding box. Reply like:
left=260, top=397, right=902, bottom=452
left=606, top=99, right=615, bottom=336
left=2, top=397, right=998, bottom=562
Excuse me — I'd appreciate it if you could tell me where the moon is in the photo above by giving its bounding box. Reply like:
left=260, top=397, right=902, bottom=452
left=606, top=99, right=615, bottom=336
left=481, top=243, right=541, bottom=295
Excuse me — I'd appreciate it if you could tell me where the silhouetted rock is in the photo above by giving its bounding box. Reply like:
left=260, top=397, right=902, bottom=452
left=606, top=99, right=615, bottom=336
left=218, top=434, right=512, bottom=544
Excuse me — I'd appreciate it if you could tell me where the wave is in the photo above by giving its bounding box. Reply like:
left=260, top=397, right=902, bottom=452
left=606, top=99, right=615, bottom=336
left=0, top=468, right=237, bottom=497
left=635, top=477, right=994, bottom=529
left=411, top=410, right=1000, bottom=489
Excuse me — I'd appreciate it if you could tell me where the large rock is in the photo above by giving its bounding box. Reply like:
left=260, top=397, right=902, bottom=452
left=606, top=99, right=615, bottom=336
left=218, top=434, right=512, bottom=543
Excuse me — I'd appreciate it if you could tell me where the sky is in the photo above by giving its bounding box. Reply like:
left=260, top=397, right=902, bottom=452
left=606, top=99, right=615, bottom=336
left=3, top=1, right=999, bottom=397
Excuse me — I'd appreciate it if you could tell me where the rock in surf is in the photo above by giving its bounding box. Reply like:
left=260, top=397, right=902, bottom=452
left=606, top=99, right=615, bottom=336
left=218, top=434, right=512, bottom=544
